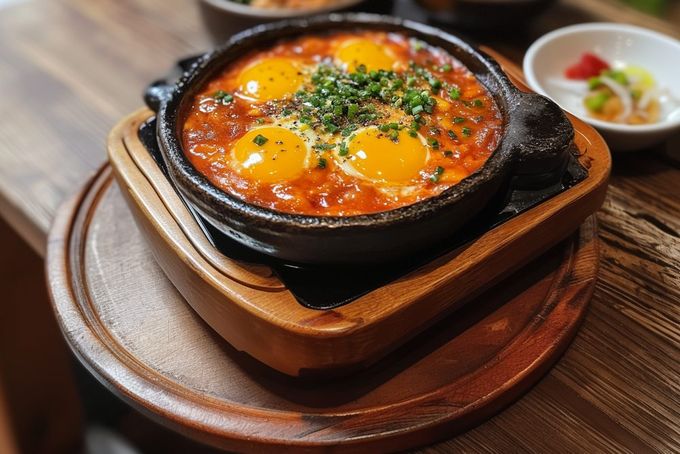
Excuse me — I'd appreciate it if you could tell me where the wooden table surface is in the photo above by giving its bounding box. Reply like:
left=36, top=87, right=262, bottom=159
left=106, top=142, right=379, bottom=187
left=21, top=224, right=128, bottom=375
left=0, top=0, right=678, bottom=452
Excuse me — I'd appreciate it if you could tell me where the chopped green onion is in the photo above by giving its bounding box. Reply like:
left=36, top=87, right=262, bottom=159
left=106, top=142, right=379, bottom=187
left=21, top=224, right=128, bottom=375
left=341, top=125, right=357, bottom=137
left=313, top=143, right=336, bottom=151
left=213, top=90, right=234, bottom=104
left=430, top=166, right=445, bottom=183
left=347, top=104, right=359, bottom=119
left=449, top=87, right=461, bottom=100
left=462, top=127, right=472, bottom=137
left=253, top=134, right=268, bottom=146
left=428, top=77, right=442, bottom=91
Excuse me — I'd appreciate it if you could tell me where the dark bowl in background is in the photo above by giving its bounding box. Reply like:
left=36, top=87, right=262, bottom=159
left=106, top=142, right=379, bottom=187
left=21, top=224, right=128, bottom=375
left=198, top=0, right=372, bottom=42
left=416, top=0, right=557, bottom=31
left=145, top=13, right=573, bottom=265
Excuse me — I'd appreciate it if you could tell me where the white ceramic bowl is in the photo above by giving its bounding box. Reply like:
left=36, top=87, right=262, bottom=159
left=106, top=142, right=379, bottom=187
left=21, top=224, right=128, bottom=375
left=523, top=23, right=680, bottom=151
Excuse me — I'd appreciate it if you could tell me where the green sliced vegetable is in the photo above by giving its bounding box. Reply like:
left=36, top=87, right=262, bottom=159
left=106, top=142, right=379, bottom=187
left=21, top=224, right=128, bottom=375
left=584, top=91, right=611, bottom=112
left=603, top=69, right=629, bottom=86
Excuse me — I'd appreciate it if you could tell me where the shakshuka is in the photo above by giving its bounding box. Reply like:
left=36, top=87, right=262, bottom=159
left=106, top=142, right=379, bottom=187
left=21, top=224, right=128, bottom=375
left=182, top=31, right=503, bottom=216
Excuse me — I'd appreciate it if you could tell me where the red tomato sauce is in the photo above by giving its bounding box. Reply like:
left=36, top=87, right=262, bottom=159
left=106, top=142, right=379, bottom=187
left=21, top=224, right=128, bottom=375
left=182, top=31, right=503, bottom=216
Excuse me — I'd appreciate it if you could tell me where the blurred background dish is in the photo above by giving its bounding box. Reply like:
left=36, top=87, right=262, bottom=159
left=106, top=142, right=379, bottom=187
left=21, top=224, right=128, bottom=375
left=523, top=23, right=680, bottom=151
left=199, top=0, right=370, bottom=41
left=415, top=0, right=557, bottom=31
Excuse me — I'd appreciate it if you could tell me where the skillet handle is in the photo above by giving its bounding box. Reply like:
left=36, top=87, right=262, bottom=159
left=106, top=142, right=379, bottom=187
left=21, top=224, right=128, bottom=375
left=508, top=92, right=575, bottom=189
left=143, top=54, right=204, bottom=112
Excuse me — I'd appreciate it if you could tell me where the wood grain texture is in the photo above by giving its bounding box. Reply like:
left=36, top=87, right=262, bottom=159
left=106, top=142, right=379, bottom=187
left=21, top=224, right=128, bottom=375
left=0, top=0, right=678, bottom=451
left=46, top=161, right=600, bottom=451
left=105, top=47, right=610, bottom=376
left=0, top=0, right=211, bottom=254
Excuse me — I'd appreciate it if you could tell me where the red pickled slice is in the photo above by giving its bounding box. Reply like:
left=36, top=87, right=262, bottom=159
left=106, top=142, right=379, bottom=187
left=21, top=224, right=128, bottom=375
left=565, top=52, right=610, bottom=80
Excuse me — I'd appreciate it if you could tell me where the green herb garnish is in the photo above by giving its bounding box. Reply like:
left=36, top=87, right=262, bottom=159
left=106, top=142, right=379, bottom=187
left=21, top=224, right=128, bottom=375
left=212, top=90, right=234, bottom=104
left=279, top=59, right=482, bottom=148
left=253, top=134, right=268, bottom=146
left=430, top=166, right=445, bottom=183
left=313, top=143, right=336, bottom=151
left=449, top=87, right=461, bottom=100
left=427, top=138, right=440, bottom=150
left=428, top=77, right=442, bottom=91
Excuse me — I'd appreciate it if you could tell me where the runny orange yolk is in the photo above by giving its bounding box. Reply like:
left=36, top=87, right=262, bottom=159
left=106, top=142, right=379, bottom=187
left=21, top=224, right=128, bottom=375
left=347, top=127, right=428, bottom=184
left=335, top=39, right=396, bottom=73
left=237, top=57, right=303, bottom=102
left=232, top=127, right=309, bottom=183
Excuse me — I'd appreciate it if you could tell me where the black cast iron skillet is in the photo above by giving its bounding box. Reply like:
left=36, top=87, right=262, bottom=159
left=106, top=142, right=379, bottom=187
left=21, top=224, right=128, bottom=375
left=145, top=13, right=573, bottom=265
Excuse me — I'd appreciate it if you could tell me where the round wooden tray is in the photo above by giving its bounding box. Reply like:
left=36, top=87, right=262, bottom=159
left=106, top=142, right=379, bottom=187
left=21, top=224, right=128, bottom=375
left=47, top=164, right=599, bottom=453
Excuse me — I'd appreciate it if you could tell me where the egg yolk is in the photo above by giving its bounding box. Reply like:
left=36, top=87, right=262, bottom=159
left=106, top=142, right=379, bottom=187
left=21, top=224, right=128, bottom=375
left=237, top=57, right=303, bottom=102
left=232, top=127, right=308, bottom=183
left=347, top=128, right=428, bottom=183
left=335, top=39, right=396, bottom=73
